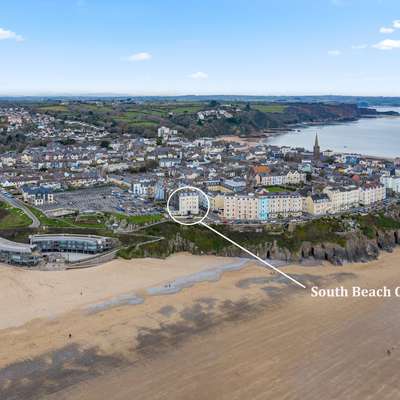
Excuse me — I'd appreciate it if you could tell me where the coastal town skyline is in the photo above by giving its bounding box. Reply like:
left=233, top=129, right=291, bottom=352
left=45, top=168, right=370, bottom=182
left=2, top=2, right=400, bottom=399
left=2, top=97, right=400, bottom=400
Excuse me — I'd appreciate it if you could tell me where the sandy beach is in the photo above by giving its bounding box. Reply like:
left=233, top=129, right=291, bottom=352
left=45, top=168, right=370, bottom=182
left=216, top=135, right=261, bottom=147
left=0, top=253, right=242, bottom=330
left=2, top=251, right=400, bottom=399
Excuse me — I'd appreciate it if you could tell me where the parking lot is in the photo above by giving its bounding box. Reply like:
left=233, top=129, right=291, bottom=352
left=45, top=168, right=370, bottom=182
left=39, top=186, right=162, bottom=216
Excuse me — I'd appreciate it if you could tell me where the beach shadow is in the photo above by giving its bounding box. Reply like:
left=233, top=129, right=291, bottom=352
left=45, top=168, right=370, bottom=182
left=0, top=343, right=128, bottom=400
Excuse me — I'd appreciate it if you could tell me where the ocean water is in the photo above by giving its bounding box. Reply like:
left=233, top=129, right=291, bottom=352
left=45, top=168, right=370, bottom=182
left=266, top=107, right=400, bottom=158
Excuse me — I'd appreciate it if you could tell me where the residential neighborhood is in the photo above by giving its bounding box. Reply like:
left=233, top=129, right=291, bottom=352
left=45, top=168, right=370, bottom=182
left=0, top=105, right=398, bottom=226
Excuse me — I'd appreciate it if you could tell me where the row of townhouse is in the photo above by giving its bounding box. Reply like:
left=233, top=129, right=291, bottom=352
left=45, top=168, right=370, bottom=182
left=359, top=183, right=387, bottom=206
left=221, top=183, right=386, bottom=221
left=255, top=170, right=306, bottom=186
left=0, top=170, right=104, bottom=190
left=323, top=184, right=386, bottom=213
left=223, top=192, right=302, bottom=221
left=323, top=186, right=360, bottom=213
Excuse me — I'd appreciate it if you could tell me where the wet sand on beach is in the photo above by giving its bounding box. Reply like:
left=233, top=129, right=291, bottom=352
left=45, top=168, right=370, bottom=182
left=2, top=251, right=400, bottom=399
left=0, top=253, right=240, bottom=329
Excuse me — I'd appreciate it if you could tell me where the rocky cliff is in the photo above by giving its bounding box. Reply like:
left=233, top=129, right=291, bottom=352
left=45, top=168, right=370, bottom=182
left=134, top=228, right=400, bottom=266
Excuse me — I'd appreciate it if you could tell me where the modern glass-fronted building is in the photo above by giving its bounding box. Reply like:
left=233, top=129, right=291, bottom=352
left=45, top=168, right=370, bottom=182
left=30, top=234, right=114, bottom=254
left=0, top=237, right=41, bottom=266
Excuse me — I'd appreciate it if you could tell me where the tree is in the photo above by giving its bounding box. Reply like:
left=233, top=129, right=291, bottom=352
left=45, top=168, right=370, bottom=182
left=58, top=138, right=76, bottom=145
left=209, top=100, right=219, bottom=108
left=100, top=140, right=110, bottom=149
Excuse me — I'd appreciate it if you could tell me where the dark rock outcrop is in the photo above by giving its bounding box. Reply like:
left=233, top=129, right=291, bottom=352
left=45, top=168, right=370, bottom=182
left=153, top=229, right=400, bottom=266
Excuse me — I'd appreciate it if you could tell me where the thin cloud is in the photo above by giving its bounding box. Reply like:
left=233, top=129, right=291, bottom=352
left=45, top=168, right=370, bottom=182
left=0, top=27, right=23, bottom=42
left=189, top=71, right=208, bottom=79
left=352, top=44, right=367, bottom=49
left=327, top=49, right=341, bottom=56
left=373, top=39, right=400, bottom=50
left=393, top=20, right=400, bottom=29
left=126, top=52, right=152, bottom=62
left=380, top=27, right=395, bottom=34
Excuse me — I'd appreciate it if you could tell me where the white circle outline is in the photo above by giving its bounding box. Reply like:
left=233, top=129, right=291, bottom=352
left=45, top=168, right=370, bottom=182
left=166, top=186, right=210, bottom=226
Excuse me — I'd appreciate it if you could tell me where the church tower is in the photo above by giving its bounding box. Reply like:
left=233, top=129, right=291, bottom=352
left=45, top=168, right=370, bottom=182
left=313, top=133, right=321, bottom=160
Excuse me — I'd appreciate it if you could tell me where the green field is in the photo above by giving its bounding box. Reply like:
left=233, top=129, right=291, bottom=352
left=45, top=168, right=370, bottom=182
left=252, top=104, right=287, bottom=113
left=168, top=105, right=204, bottom=114
left=38, top=105, right=69, bottom=112
left=80, top=104, right=115, bottom=113
left=0, top=202, right=32, bottom=229
left=39, top=102, right=203, bottom=117
left=115, top=118, right=159, bottom=127
left=263, top=185, right=297, bottom=193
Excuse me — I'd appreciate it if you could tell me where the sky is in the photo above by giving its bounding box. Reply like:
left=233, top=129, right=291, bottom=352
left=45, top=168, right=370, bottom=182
left=0, top=0, right=400, bottom=96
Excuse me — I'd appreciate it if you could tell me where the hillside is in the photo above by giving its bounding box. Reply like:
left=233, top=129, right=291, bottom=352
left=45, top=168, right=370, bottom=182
left=27, top=100, right=394, bottom=139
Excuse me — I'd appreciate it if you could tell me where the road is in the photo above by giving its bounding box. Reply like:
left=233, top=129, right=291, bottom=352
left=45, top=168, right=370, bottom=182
left=0, top=192, right=40, bottom=228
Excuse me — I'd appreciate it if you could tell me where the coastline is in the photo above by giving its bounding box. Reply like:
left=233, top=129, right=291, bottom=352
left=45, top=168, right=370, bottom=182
left=219, top=112, right=400, bottom=162
left=2, top=250, right=400, bottom=399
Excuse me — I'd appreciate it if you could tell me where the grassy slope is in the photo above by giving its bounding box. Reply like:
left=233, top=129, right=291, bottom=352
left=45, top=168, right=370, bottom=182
left=356, top=213, right=400, bottom=239
left=0, top=202, right=32, bottom=229
left=26, top=204, right=163, bottom=229
left=25, top=205, right=110, bottom=229
left=120, top=211, right=400, bottom=259
left=110, top=212, right=163, bottom=225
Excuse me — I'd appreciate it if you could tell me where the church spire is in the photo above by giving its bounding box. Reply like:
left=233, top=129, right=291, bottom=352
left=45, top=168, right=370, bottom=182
left=313, top=133, right=321, bottom=160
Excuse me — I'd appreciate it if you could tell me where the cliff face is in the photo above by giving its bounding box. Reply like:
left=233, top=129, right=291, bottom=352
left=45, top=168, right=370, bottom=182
left=144, top=229, right=400, bottom=266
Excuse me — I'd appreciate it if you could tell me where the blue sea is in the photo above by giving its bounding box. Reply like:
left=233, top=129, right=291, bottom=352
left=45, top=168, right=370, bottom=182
left=266, top=107, right=400, bottom=159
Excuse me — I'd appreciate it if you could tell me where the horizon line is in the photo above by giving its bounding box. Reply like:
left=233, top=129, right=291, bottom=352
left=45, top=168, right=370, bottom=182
left=1, top=93, right=400, bottom=98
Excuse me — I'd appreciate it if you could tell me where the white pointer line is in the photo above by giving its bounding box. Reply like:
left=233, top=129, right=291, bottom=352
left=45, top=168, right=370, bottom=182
left=200, top=222, right=306, bottom=289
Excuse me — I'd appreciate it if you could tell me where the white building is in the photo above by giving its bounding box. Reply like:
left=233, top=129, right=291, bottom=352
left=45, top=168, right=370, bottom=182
left=380, top=175, right=400, bottom=193
left=157, top=126, right=178, bottom=140
left=178, top=192, right=199, bottom=216
left=286, top=171, right=307, bottom=185
left=267, top=193, right=303, bottom=219
left=323, top=185, right=360, bottom=212
left=255, top=170, right=306, bottom=186
left=22, top=186, right=55, bottom=206
left=359, top=183, right=386, bottom=206
left=131, top=181, right=149, bottom=197
left=224, top=194, right=259, bottom=220
left=304, top=193, right=332, bottom=215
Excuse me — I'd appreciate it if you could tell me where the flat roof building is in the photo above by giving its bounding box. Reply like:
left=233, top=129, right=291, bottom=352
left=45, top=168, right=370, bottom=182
left=30, top=234, right=115, bottom=254
left=0, top=237, right=41, bottom=266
